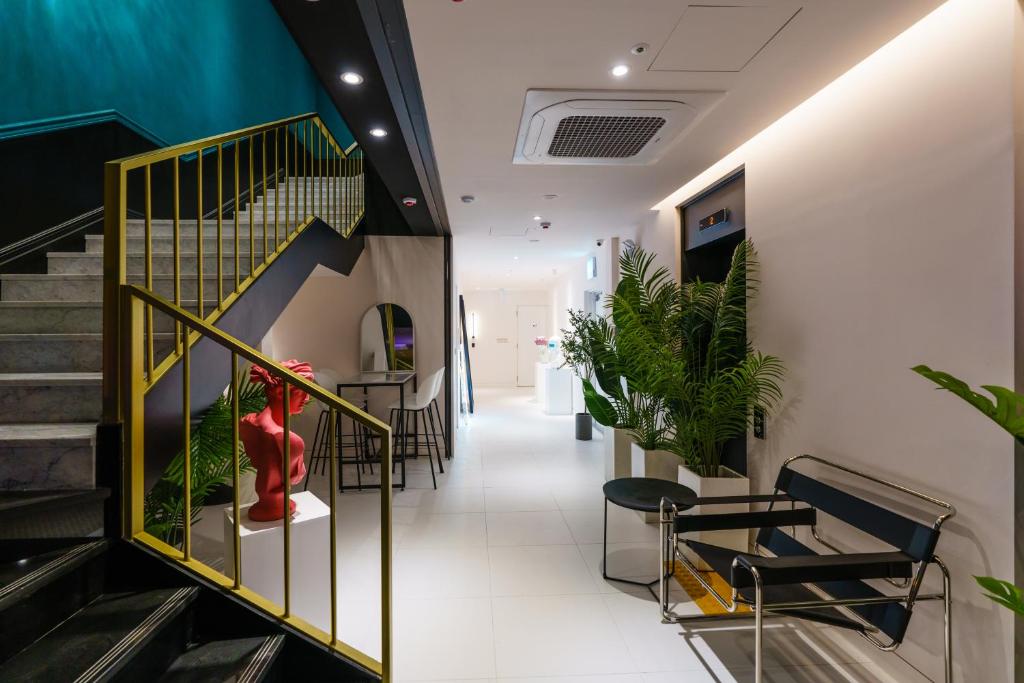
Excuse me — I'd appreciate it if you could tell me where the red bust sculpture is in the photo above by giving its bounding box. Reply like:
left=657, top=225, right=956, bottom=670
left=239, top=360, right=314, bottom=522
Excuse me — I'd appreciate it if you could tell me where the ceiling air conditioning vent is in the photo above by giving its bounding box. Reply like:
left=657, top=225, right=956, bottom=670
left=547, top=115, right=666, bottom=158
left=513, top=89, right=724, bottom=166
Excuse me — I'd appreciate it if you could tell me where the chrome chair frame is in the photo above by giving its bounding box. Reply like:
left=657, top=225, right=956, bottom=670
left=658, top=454, right=955, bottom=683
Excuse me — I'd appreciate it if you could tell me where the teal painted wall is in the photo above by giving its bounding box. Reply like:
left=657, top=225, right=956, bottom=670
left=0, top=0, right=352, bottom=146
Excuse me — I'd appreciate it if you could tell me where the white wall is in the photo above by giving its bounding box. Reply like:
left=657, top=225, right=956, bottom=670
left=265, top=236, right=447, bottom=444
left=642, top=1, right=1019, bottom=680
left=461, top=289, right=550, bottom=387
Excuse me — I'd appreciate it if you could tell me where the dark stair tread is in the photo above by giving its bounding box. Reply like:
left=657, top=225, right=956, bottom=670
left=0, top=539, right=107, bottom=609
left=158, top=635, right=285, bottom=683
left=0, top=586, right=197, bottom=682
left=0, top=489, right=109, bottom=519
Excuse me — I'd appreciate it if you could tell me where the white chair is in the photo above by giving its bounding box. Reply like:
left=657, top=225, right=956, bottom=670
left=303, top=368, right=375, bottom=491
left=388, top=367, right=446, bottom=489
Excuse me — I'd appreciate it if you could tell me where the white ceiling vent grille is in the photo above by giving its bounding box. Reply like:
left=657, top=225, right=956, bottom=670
left=547, top=115, right=667, bottom=158
left=514, top=90, right=724, bottom=166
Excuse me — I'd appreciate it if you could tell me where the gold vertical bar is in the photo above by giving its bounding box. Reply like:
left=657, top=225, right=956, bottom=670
left=290, top=123, right=294, bottom=237
left=249, top=136, right=255, bottom=275
left=101, top=162, right=126, bottom=424
left=196, top=148, right=204, bottom=320
left=274, top=127, right=280, bottom=248
left=304, top=127, right=307, bottom=222
left=380, top=426, right=393, bottom=681
left=231, top=352, right=241, bottom=589
left=182, top=324, right=192, bottom=561
left=144, top=165, right=154, bottom=378
left=284, top=126, right=290, bottom=240
left=282, top=381, right=291, bottom=618
left=317, top=125, right=321, bottom=216
left=234, top=143, right=240, bottom=291
left=262, top=131, right=268, bottom=260
left=216, top=144, right=223, bottom=305
left=122, top=293, right=145, bottom=536
left=329, top=409, right=338, bottom=644
left=173, top=157, right=182, bottom=354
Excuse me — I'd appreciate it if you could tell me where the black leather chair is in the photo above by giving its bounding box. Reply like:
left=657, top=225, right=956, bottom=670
left=659, top=455, right=955, bottom=683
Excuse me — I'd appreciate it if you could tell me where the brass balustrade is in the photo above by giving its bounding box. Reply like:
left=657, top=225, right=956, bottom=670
left=122, top=285, right=392, bottom=679
left=102, top=113, right=363, bottom=416
left=102, top=114, right=385, bottom=678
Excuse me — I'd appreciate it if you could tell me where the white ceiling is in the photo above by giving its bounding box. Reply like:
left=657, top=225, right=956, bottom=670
left=404, top=0, right=943, bottom=289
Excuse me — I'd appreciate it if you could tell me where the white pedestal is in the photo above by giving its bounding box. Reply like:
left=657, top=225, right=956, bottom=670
left=223, top=491, right=332, bottom=632
left=543, top=366, right=573, bottom=415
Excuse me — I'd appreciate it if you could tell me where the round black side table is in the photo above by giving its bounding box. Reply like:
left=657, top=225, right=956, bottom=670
left=602, top=477, right=696, bottom=594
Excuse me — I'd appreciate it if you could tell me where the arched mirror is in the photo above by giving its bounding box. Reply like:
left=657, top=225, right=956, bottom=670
left=360, top=303, right=414, bottom=371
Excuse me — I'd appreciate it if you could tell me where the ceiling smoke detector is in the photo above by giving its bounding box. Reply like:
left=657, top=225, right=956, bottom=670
left=513, top=89, right=723, bottom=166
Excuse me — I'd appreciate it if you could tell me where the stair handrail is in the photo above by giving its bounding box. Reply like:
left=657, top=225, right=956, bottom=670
left=102, top=112, right=363, bottom=422
left=121, top=284, right=392, bottom=680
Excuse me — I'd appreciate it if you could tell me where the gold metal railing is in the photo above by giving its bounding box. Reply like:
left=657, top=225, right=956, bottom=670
left=102, top=115, right=386, bottom=677
left=102, top=113, right=363, bottom=421
left=122, top=285, right=393, bottom=679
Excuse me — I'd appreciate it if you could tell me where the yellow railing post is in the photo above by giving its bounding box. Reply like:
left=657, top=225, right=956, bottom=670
left=120, top=290, right=145, bottom=537
left=101, top=161, right=127, bottom=425
left=380, top=431, right=393, bottom=681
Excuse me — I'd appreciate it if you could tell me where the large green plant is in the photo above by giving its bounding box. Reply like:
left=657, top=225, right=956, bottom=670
left=913, top=365, right=1024, bottom=615
left=144, top=370, right=266, bottom=546
left=661, top=240, right=784, bottom=477
left=578, top=249, right=678, bottom=449
left=560, top=309, right=598, bottom=387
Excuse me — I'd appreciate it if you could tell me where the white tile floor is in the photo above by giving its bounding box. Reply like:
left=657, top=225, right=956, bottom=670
left=195, top=387, right=932, bottom=682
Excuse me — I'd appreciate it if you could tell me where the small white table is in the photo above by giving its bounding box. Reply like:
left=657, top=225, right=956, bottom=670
left=223, top=491, right=332, bottom=632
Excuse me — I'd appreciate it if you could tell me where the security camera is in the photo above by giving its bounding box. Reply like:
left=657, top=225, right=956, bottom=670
left=630, top=43, right=650, bottom=56
left=596, top=238, right=604, bottom=247
left=401, top=196, right=417, bottom=207
left=540, top=221, right=551, bottom=230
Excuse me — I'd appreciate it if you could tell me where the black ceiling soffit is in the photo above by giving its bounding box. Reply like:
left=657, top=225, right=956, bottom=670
left=271, top=0, right=449, bottom=237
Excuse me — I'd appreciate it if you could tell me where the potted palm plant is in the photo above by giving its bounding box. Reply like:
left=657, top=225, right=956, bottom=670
left=582, top=315, right=640, bottom=481
left=560, top=309, right=597, bottom=441
left=659, top=240, right=784, bottom=561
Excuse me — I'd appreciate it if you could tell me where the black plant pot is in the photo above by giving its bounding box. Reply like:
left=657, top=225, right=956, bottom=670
left=575, top=412, right=593, bottom=441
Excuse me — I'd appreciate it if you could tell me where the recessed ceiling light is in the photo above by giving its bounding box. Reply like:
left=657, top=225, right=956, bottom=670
left=532, top=215, right=542, bottom=221
left=461, top=195, right=475, bottom=204
left=611, top=64, right=630, bottom=77
left=340, top=72, right=363, bottom=85
left=513, top=256, right=519, bottom=260
left=369, top=128, right=387, bottom=138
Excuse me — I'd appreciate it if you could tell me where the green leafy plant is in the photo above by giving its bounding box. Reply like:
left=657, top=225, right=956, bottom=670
left=913, top=364, right=1024, bottom=615
left=560, top=309, right=598, bottom=392
left=660, top=240, right=784, bottom=477
left=144, top=369, right=266, bottom=546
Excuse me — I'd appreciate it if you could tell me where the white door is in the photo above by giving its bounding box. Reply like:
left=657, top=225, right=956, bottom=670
left=516, top=305, right=550, bottom=386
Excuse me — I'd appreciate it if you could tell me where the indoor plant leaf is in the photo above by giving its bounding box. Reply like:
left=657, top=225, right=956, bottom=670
left=583, top=379, right=619, bottom=427
left=975, top=576, right=1024, bottom=616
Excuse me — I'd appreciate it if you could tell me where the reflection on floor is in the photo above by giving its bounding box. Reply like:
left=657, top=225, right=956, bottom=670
left=194, top=387, right=931, bottom=682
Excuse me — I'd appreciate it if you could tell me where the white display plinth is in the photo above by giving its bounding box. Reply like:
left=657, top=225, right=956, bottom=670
left=223, top=491, right=331, bottom=632
left=542, top=366, right=573, bottom=415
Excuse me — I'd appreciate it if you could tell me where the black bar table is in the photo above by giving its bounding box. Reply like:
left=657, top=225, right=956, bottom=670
left=336, top=371, right=416, bottom=491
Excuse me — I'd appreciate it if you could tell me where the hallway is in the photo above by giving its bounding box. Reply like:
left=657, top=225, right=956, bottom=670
left=299, top=387, right=932, bottom=682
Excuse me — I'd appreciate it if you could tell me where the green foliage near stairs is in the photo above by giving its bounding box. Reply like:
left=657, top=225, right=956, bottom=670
left=144, top=370, right=265, bottom=547
left=912, top=364, right=1024, bottom=616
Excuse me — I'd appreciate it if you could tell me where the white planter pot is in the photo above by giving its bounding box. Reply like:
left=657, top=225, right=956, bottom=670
left=603, top=427, right=633, bottom=482
left=630, top=442, right=679, bottom=523
left=676, top=464, right=750, bottom=570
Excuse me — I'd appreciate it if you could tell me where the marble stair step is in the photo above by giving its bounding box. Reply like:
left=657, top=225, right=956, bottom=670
left=0, top=373, right=101, bottom=424
left=0, top=333, right=175, bottom=373
left=85, top=234, right=258, bottom=254
left=47, top=252, right=255, bottom=277
left=0, top=423, right=96, bottom=489
left=1, top=273, right=223, bottom=302
left=156, top=635, right=284, bottom=683
left=0, top=300, right=218, bottom=334
left=0, top=586, right=198, bottom=681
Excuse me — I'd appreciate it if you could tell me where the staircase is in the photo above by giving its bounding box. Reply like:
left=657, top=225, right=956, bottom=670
left=0, top=537, right=374, bottom=681
left=0, top=178, right=351, bottom=500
